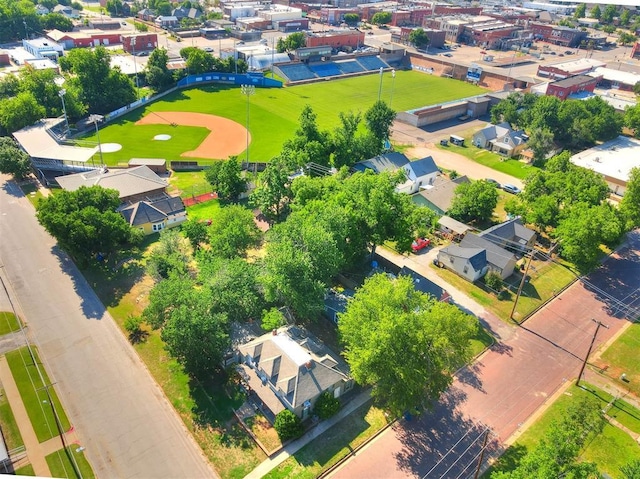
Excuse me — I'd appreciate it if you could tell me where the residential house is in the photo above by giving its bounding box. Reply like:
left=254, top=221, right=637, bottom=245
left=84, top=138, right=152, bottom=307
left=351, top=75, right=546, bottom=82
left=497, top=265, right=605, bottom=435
left=237, top=328, right=353, bottom=419
left=414, top=175, right=470, bottom=215
left=398, top=266, right=451, bottom=302
left=479, top=218, right=536, bottom=254
left=173, top=7, right=203, bottom=20
left=137, top=8, right=157, bottom=22
left=437, top=244, right=488, bottom=282
left=472, top=123, right=528, bottom=158
left=397, top=156, right=440, bottom=195
left=35, top=4, right=50, bottom=15
left=352, top=152, right=409, bottom=174
left=119, top=196, right=187, bottom=234
left=155, top=16, right=179, bottom=28
left=55, top=165, right=169, bottom=203
left=52, top=4, right=80, bottom=19
left=460, top=233, right=518, bottom=280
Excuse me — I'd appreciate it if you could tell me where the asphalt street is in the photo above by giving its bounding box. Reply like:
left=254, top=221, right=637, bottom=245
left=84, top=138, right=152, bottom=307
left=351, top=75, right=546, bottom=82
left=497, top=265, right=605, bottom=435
left=0, top=175, right=216, bottom=478
left=330, top=231, right=640, bottom=479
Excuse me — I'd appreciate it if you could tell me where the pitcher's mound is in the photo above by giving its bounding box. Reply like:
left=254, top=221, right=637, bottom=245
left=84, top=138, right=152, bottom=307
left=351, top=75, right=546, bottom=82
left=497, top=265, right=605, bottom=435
left=154, top=134, right=172, bottom=141
left=100, top=143, right=122, bottom=153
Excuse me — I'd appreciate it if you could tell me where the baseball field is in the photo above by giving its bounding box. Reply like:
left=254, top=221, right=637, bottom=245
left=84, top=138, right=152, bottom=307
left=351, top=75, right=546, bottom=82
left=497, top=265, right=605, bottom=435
left=82, top=70, right=487, bottom=166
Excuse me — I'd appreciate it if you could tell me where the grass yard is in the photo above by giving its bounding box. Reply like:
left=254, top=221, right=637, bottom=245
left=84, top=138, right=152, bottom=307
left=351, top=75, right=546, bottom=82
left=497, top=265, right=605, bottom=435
left=45, top=446, right=94, bottom=479
left=263, top=401, right=389, bottom=479
left=433, top=255, right=577, bottom=323
left=0, top=311, right=21, bottom=336
left=438, top=137, right=537, bottom=180
left=185, top=200, right=222, bottom=222
left=245, top=413, right=282, bottom=453
left=15, top=463, right=35, bottom=475
left=486, top=383, right=640, bottom=479
left=0, top=386, right=24, bottom=449
left=596, top=322, right=640, bottom=397
left=18, top=182, right=46, bottom=208
left=5, top=348, right=70, bottom=443
left=168, top=171, right=212, bottom=198
left=83, top=71, right=487, bottom=166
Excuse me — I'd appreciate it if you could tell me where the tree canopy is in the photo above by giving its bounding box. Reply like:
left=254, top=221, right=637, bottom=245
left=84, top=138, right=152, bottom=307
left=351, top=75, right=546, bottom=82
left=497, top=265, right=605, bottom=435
left=409, top=28, right=430, bottom=49
left=620, top=167, right=640, bottom=230
left=371, top=12, right=392, bottom=25
left=145, top=48, right=174, bottom=92
left=339, top=273, right=477, bottom=416
left=276, top=32, right=306, bottom=53
left=204, top=156, right=247, bottom=201
left=36, top=186, right=137, bottom=265
left=207, top=204, right=261, bottom=258
left=0, top=137, right=31, bottom=179
left=448, top=180, right=499, bottom=223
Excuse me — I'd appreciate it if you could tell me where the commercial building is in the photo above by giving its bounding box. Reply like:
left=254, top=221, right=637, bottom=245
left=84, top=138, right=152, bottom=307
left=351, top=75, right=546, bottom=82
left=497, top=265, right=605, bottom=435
left=528, top=22, right=586, bottom=47
left=306, top=29, right=365, bottom=49
left=22, top=38, right=64, bottom=60
left=537, top=58, right=605, bottom=80
left=587, top=67, right=640, bottom=92
left=545, top=74, right=600, bottom=99
left=122, top=33, right=159, bottom=54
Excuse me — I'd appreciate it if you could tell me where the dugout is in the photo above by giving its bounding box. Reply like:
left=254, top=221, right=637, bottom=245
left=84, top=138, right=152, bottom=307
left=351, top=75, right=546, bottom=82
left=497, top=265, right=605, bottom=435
left=129, top=158, right=167, bottom=174
left=294, top=46, right=332, bottom=63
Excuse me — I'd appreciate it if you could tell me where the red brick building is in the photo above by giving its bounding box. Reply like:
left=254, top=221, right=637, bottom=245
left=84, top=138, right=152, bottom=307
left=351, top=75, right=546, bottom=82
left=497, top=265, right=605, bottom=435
left=395, top=27, right=445, bottom=48
left=122, top=33, right=158, bottom=54
left=46, top=29, right=122, bottom=49
left=546, top=74, right=600, bottom=100
left=305, top=30, right=364, bottom=49
left=529, top=23, right=586, bottom=47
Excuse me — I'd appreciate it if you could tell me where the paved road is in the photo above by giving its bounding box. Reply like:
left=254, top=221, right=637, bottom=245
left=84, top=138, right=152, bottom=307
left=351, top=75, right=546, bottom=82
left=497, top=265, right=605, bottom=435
left=0, top=175, right=216, bottom=478
left=331, top=232, right=640, bottom=479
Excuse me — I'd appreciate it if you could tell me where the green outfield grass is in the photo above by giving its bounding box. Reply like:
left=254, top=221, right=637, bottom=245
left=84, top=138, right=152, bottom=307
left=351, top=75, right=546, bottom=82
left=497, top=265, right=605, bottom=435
left=83, top=71, right=487, bottom=166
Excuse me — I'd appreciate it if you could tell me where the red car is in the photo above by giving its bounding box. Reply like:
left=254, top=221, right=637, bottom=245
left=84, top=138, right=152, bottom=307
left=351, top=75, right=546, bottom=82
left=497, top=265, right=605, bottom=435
left=411, top=238, right=431, bottom=252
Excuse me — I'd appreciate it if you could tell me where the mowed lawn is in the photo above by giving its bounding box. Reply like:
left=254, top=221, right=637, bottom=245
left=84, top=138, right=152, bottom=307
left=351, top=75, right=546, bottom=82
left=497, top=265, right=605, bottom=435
left=83, top=71, right=487, bottom=166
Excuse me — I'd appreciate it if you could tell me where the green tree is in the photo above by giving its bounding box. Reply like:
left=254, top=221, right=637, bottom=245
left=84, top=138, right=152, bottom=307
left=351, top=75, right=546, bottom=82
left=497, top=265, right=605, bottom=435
left=602, top=4, right=617, bottom=23
left=574, top=3, right=586, bottom=19
left=331, top=110, right=365, bottom=168
left=624, top=104, right=640, bottom=136
left=276, top=32, right=306, bottom=52
left=250, top=159, right=292, bottom=223
left=186, top=48, right=215, bottom=74
left=339, top=273, right=477, bottom=416
left=620, top=9, right=631, bottom=26
left=36, top=186, right=135, bottom=265
left=40, top=13, right=73, bottom=31
left=409, top=28, right=430, bottom=49
left=143, top=274, right=196, bottom=329
left=207, top=204, right=261, bottom=258
left=364, top=100, right=396, bottom=146
left=145, top=48, right=174, bottom=92
left=60, top=46, right=136, bottom=114
left=260, top=307, right=286, bottom=331
left=181, top=219, right=209, bottom=250
left=134, top=21, right=149, bottom=32
left=0, top=91, right=45, bottom=133
left=313, top=391, right=340, bottom=419
left=0, top=137, right=31, bottom=179
left=0, top=74, right=19, bottom=98
left=146, top=228, right=192, bottom=280
left=619, top=32, right=637, bottom=45
left=620, top=167, right=640, bottom=230
left=273, top=410, right=303, bottom=440
left=621, top=459, right=640, bottom=479
left=448, top=180, right=499, bottom=223
left=527, top=127, right=554, bottom=165
left=20, top=66, right=85, bottom=120
left=283, top=105, right=331, bottom=166
left=343, top=13, right=359, bottom=25
left=590, top=5, right=601, bottom=20
left=554, top=202, right=624, bottom=272
left=371, top=12, right=392, bottom=25
left=161, top=293, right=230, bottom=377
left=106, top=0, right=123, bottom=16
left=204, top=156, right=247, bottom=201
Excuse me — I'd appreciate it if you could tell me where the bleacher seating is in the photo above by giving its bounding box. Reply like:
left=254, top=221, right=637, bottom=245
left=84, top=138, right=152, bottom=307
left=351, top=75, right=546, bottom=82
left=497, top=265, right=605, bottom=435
left=309, top=62, right=342, bottom=77
left=335, top=60, right=365, bottom=74
left=357, top=56, right=390, bottom=71
left=278, top=64, right=317, bottom=82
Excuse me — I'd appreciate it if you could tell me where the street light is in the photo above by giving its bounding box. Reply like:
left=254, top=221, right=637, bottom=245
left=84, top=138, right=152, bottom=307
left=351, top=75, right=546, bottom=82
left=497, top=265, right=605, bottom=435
left=377, top=66, right=384, bottom=101
left=58, top=89, right=68, bottom=136
left=389, top=69, right=396, bottom=107
left=131, top=36, right=140, bottom=100
left=89, top=114, right=104, bottom=166
left=240, top=84, right=255, bottom=168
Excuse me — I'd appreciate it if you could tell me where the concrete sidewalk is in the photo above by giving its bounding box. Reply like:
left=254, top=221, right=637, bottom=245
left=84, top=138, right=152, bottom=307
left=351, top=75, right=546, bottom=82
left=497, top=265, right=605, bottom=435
left=244, top=389, right=371, bottom=479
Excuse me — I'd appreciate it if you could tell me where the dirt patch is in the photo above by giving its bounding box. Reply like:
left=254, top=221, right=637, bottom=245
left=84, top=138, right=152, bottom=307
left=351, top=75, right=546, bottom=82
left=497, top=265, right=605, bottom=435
left=136, top=111, right=248, bottom=160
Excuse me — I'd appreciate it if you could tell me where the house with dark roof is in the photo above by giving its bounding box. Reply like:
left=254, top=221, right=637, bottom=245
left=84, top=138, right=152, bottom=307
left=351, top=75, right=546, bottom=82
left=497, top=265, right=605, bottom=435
left=352, top=152, right=409, bottom=174
left=437, top=244, right=488, bottom=282
left=397, top=156, right=440, bottom=194
left=55, top=165, right=168, bottom=203
left=479, top=218, right=536, bottom=254
left=414, top=175, right=470, bottom=215
left=399, top=266, right=451, bottom=302
left=237, top=328, right=353, bottom=419
left=460, top=233, right=518, bottom=280
left=472, top=122, right=528, bottom=158
left=119, top=196, right=187, bottom=235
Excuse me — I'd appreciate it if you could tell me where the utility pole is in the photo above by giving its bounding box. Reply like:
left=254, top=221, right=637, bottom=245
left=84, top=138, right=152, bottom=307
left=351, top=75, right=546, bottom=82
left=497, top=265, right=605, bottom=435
left=510, top=249, right=534, bottom=323
left=473, top=429, right=490, bottom=479
left=576, top=319, right=609, bottom=387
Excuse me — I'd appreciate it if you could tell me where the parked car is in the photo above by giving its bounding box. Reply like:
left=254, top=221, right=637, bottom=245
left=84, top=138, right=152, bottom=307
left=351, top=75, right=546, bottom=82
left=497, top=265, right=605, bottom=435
left=502, top=184, right=521, bottom=194
left=485, top=178, right=501, bottom=188
left=203, top=47, right=214, bottom=52
left=443, top=53, right=453, bottom=57
left=565, top=50, right=573, bottom=55
left=411, top=238, right=431, bottom=252
left=136, top=51, right=149, bottom=56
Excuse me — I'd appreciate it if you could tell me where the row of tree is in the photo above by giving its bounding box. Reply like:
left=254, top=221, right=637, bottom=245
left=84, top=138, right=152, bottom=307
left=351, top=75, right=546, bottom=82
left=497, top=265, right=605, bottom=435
left=491, top=93, right=622, bottom=157
left=0, top=0, right=79, bottom=42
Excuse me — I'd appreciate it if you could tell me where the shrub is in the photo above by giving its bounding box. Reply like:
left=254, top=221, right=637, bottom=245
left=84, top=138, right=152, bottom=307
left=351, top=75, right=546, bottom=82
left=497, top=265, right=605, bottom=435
left=313, top=392, right=340, bottom=419
left=124, top=315, right=147, bottom=343
left=484, top=271, right=503, bottom=292
left=274, top=410, right=303, bottom=441
left=261, top=307, right=286, bottom=332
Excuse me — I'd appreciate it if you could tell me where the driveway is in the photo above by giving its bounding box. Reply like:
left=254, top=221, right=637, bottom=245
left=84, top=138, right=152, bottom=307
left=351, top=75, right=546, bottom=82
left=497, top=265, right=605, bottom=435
left=0, top=175, right=216, bottom=478
left=330, top=231, right=640, bottom=478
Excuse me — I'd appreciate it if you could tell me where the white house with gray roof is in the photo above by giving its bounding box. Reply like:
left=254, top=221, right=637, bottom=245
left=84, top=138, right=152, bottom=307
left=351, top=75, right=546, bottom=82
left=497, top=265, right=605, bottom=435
left=472, top=122, right=528, bottom=158
left=237, top=328, right=353, bottom=419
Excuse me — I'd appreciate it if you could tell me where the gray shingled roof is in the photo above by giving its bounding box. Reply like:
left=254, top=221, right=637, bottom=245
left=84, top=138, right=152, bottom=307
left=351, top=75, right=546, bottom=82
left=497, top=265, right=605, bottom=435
left=461, top=234, right=516, bottom=270
left=479, top=218, right=536, bottom=250
left=440, top=244, right=487, bottom=272
left=119, top=197, right=185, bottom=226
left=418, top=175, right=470, bottom=213
left=399, top=266, right=446, bottom=300
left=407, top=156, right=439, bottom=178
left=353, top=152, right=409, bottom=174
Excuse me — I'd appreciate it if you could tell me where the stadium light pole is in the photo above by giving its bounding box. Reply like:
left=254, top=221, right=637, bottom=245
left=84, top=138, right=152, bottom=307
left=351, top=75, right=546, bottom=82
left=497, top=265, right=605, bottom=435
left=389, top=69, right=396, bottom=107
left=58, top=89, right=69, bottom=136
left=241, top=84, right=255, bottom=168
left=90, top=114, right=104, bottom=166
left=377, top=66, right=384, bottom=101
